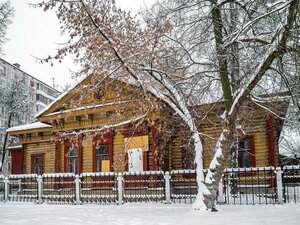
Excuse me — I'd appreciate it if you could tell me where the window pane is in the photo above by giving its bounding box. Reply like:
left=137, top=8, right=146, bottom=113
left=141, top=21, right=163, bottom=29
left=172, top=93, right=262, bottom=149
left=96, top=145, right=109, bottom=155
left=68, top=146, right=78, bottom=157
left=34, top=165, right=42, bottom=175
left=244, top=140, right=251, bottom=150
left=34, top=156, right=42, bottom=164
left=244, top=151, right=252, bottom=167
left=238, top=139, right=253, bottom=167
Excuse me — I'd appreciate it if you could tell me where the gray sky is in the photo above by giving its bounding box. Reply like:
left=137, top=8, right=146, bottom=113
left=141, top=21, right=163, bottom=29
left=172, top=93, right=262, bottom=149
left=2, top=0, right=155, bottom=91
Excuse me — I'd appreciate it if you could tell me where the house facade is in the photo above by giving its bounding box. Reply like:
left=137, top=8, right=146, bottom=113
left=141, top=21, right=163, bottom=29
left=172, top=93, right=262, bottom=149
left=6, top=75, right=288, bottom=175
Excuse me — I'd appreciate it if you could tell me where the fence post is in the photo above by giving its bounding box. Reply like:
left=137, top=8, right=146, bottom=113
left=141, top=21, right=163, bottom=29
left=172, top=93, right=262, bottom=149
left=165, top=171, right=171, bottom=204
left=4, top=177, right=9, bottom=202
left=217, top=177, right=225, bottom=203
left=276, top=167, right=283, bottom=204
left=75, top=174, right=81, bottom=205
left=117, top=173, right=123, bottom=205
left=37, top=175, right=43, bottom=204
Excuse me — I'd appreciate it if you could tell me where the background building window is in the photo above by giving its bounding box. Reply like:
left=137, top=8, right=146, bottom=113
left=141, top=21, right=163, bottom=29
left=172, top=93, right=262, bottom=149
left=0, top=65, right=6, bottom=76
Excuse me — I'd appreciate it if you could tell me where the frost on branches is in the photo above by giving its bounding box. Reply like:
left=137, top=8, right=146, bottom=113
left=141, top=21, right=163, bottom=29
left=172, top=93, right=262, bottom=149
left=38, top=0, right=299, bottom=211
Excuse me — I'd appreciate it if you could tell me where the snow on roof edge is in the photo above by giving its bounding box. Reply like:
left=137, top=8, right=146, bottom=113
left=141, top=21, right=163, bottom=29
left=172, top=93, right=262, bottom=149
left=6, top=122, right=52, bottom=133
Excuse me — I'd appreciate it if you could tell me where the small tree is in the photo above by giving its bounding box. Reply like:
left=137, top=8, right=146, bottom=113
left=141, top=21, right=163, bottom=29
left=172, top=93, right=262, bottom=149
left=0, top=0, right=14, bottom=53
left=0, top=78, right=31, bottom=171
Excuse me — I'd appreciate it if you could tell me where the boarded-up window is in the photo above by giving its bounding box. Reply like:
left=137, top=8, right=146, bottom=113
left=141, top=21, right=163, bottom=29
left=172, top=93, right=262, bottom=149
left=124, top=135, right=149, bottom=152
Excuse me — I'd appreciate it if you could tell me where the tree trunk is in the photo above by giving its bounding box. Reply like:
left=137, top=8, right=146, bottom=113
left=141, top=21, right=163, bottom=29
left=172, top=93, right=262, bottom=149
left=192, top=131, right=210, bottom=210
left=203, top=116, right=235, bottom=209
left=0, top=112, right=12, bottom=171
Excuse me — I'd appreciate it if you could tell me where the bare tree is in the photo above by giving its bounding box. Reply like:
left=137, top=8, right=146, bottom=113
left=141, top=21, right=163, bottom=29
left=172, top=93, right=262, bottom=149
left=0, top=0, right=14, bottom=53
left=0, top=78, right=31, bottom=171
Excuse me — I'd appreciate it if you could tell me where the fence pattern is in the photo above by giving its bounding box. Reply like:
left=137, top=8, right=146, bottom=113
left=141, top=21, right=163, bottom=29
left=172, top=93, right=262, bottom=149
left=282, top=166, right=300, bottom=203
left=0, top=166, right=299, bottom=205
left=222, top=167, right=277, bottom=205
left=81, top=172, right=117, bottom=204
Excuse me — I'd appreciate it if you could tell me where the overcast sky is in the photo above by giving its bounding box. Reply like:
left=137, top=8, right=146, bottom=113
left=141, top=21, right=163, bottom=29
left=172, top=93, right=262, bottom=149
left=2, top=0, right=155, bottom=91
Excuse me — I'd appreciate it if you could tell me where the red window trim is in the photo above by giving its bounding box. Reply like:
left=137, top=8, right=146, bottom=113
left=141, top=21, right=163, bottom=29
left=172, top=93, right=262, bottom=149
left=64, top=139, right=83, bottom=174
left=267, top=115, right=276, bottom=167
left=92, top=132, right=113, bottom=172
left=151, top=121, right=158, bottom=171
left=31, top=153, right=45, bottom=175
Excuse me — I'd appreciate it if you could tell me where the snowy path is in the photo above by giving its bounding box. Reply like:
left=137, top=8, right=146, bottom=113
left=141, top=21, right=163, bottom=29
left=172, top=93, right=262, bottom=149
left=0, top=203, right=299, bottom=225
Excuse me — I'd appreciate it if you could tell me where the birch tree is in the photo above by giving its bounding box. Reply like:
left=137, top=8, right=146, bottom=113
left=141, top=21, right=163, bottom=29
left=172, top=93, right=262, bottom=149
left=147, top=0, right=299, bottom=208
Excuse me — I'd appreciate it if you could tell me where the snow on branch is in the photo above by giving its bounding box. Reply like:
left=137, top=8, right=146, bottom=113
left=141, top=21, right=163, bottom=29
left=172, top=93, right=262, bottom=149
left=222, top=0, right=292, bottom=49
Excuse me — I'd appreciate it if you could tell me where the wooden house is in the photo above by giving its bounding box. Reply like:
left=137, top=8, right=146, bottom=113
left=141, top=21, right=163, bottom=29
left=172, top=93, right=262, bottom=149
left=7, top=75, right=289, bottom=175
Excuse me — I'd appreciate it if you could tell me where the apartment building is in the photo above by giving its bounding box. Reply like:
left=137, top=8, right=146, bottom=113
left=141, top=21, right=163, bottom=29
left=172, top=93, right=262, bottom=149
left=0, top=58, right=61, bottom=174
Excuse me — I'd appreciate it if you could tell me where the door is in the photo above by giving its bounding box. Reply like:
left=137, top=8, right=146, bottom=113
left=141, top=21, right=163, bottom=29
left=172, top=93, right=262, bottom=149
left=11, top=147, right=23, bottom=174
left=128, top=148, right=143, bottom=172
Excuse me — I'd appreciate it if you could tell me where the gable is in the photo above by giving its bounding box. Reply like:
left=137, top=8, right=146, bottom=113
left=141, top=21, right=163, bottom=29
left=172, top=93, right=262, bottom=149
left=37, top=75, right=161, bottom=127
left=38, top=75, right=145, bottom=117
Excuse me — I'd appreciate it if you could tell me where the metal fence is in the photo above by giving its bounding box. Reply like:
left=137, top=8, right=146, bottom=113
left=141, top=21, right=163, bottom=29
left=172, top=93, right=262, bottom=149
left=123, top=171, right=165, bottom=203
left=170, top=170, right=197, bottom=203
left=8, top=174, right=38, bottom=202
left=222, top=167, right=277, bottom=205
left=0, top=166, right=299, bottom=205
left=282, top=165, right=300, bottom=203
left=0, top=175, right=4, bottom=202
left=42, top=173, right=76, bottom=204
left=81, top=172, right=118, bottom=204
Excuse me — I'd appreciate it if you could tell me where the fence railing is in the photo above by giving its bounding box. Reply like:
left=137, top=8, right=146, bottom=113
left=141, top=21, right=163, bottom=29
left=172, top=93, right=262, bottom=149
left=221, top=167, right=278, bottom=205
left=0, top=175, right=4, bottom=202
left=0, top=166, right=299, bottom=205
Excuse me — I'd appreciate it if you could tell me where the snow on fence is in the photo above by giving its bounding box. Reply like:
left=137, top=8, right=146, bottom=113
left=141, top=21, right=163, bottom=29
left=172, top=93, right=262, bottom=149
left=8, top=174, right=38, bottom=202
left=122, top=171, right=165, bottom=203
left=42, top=173, right=76, bottom=204
left=80, top=172, right=118, bottom=204
left=0, top=167, right=299, bottom=205
left=170, top=170, right=197, bottom=204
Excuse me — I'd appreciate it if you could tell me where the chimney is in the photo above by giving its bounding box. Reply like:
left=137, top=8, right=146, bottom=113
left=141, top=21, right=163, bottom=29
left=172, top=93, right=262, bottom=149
left=13, top=63, right=20, bottom=69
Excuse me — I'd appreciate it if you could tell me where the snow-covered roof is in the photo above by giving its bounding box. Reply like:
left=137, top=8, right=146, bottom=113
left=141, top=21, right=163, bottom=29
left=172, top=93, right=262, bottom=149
left=6, top=122, right=52, bottom=133
left=7, top=145, right=22, bottom=150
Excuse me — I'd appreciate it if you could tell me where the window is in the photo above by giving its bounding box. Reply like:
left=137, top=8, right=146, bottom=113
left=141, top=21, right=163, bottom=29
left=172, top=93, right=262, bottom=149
left=32, top=154, right=44, bottom=175
left=0, top=65, right=6, bottom=76
left=36, top=94, right=49, bottom=104
left=95, top=144, right=110, bottom=172
left=67, top=146, right=79, bottom=174
left=238, top=138, right=254, bottom=168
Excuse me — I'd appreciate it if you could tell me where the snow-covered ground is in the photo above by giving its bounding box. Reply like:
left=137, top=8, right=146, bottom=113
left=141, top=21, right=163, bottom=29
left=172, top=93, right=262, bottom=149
left=0, top=203, right=299, bottom=225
